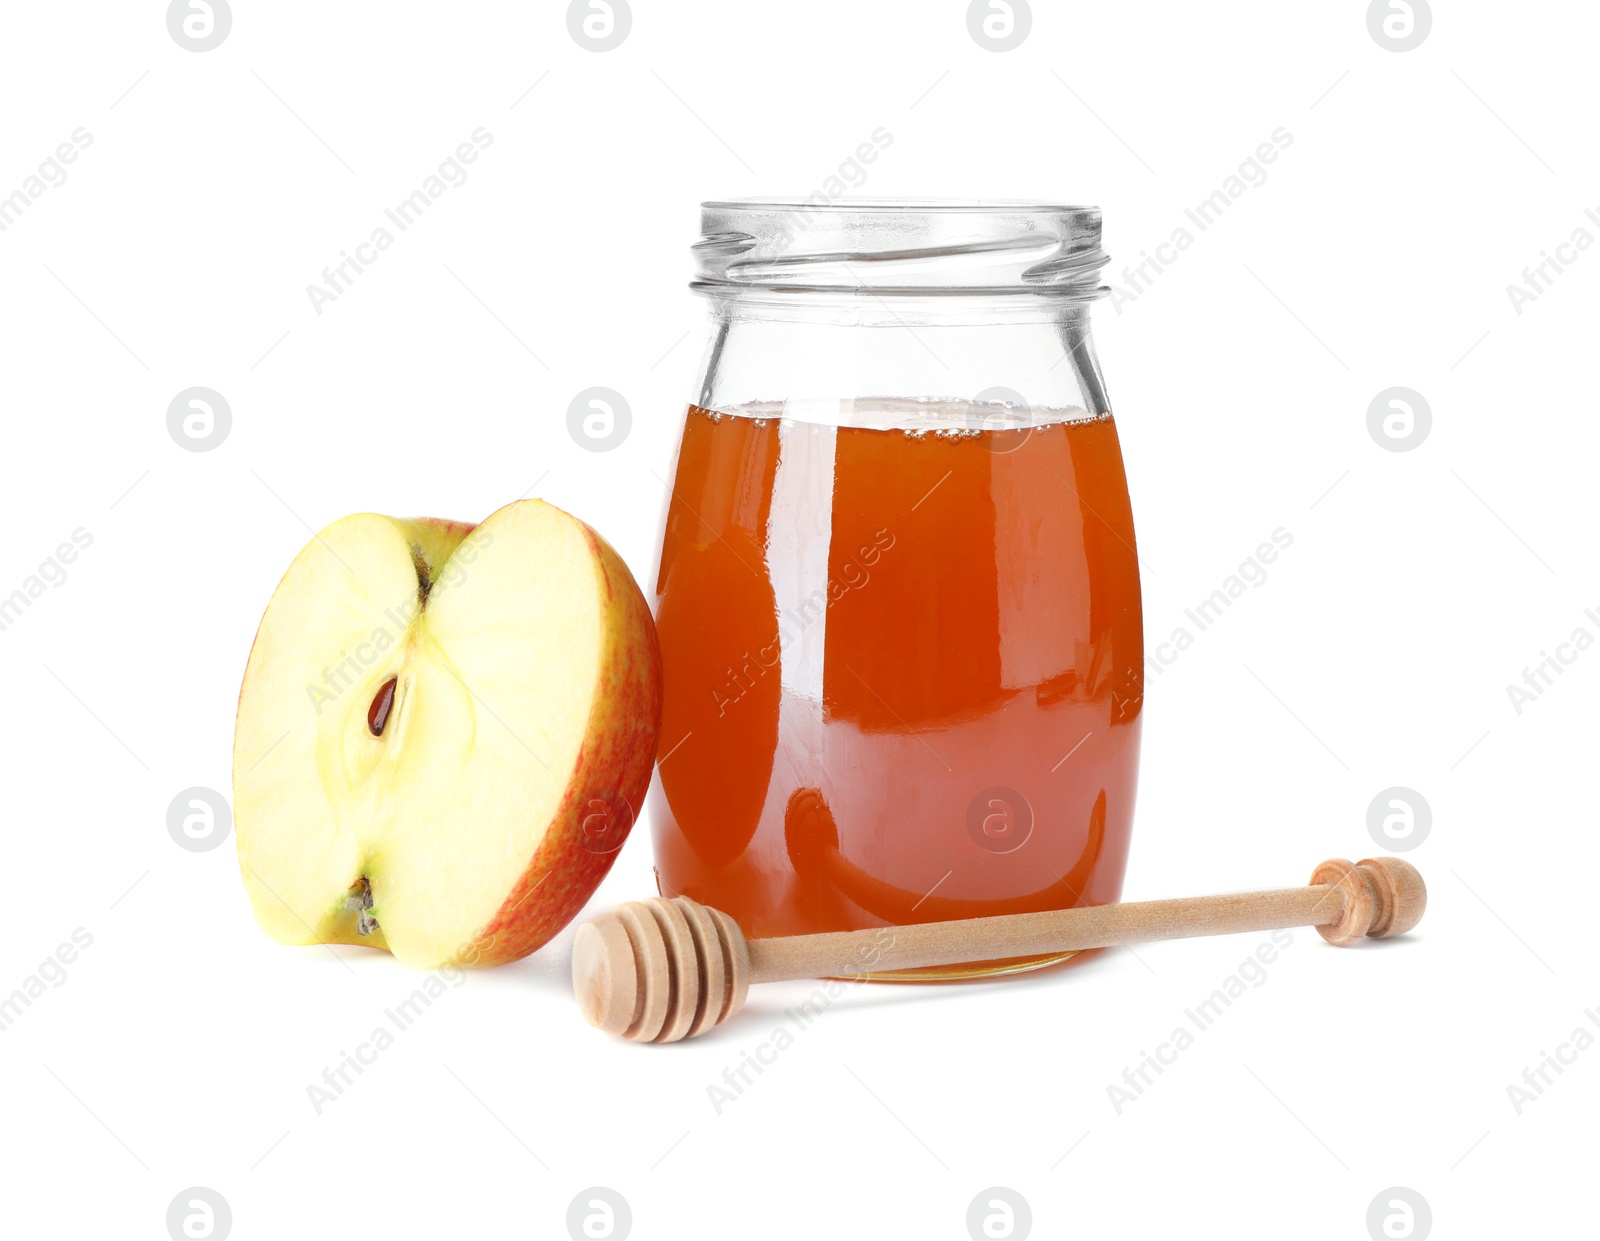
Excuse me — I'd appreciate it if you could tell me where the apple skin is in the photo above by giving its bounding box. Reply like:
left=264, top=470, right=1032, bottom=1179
left=463, top=521, right=662, bottom=966
left=232, top=502, right=662, bottom=969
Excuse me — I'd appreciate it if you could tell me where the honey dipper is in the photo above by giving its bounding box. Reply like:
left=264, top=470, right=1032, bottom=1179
left=572, top=856, right=1425, bottom=1043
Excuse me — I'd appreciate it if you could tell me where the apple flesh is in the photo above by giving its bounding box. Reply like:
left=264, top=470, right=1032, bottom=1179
left=232, top=499, right=662, bottom=968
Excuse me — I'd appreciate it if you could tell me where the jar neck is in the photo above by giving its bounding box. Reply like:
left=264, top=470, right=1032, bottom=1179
left=692, top=294, right=1110, bottom=425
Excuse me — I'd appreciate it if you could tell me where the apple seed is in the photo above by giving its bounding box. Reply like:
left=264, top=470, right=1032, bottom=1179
left=367, top=676, right=398, bottom=736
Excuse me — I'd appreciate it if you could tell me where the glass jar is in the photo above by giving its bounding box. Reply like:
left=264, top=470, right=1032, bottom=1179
left=649, top=200, right=1142, bottom=978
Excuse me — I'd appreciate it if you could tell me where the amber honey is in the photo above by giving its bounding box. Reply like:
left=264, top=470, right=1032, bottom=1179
left=649, top=402, right=1143, bottom=977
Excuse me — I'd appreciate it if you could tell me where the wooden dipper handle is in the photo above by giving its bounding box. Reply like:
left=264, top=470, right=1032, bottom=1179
left=572, top=856, right=1424, bottom=1043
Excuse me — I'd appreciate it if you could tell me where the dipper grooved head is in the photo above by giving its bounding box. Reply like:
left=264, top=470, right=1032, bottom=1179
left=572, top=897, right=749, bottom=1042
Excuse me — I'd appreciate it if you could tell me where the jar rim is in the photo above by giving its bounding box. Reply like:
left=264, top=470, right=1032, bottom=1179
left=693, top=197, right=1109, bottom=299
left=701, top=196, right=1100, bottom=213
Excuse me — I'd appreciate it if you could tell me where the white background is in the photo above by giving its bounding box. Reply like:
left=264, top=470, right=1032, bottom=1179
left=1, top=2, right=1594, bottom=1238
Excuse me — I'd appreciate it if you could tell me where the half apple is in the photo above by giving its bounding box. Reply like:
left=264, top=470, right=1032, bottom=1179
left=232, top=499, right=662, bottom=968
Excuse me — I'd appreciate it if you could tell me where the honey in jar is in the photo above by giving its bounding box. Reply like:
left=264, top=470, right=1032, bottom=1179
left=649, top=201, right=1142, bottom=977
